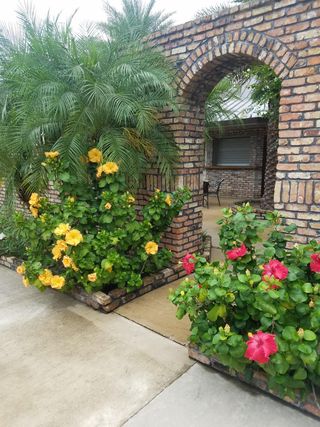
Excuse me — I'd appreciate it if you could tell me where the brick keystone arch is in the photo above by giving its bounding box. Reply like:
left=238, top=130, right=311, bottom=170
left=141, top=0, right=320, bottom=259
left=177, top=30, right=297, bottom=101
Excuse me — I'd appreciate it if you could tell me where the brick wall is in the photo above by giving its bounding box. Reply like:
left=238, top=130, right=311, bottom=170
left=205, top=118, right=267, bottom=199
left=145, top=0, right=320, bottom=255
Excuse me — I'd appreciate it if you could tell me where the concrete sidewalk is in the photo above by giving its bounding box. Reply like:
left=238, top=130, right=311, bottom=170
left=1, top=266, right=318, bottom=427
left=0, top=267, right=193, bottom=427
left=125, top=364, right=318, bottom=427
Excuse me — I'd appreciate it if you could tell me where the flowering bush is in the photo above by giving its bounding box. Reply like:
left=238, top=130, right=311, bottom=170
left=170, top=204, right=320, bottom=399
left=15, top=149, right=190, bottom=293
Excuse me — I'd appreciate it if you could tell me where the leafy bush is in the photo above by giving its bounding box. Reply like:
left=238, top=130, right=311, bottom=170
left=170, top=204, right=320, bottom=399
left=16, top=149, right=190, bottom=293
left=0, top=209, right=27, bottom=258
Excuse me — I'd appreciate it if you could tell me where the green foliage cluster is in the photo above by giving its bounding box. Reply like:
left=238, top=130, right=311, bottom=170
left=0, top=3, right=177, bottom=204
left=170, top=204, right=320, bottom=399
left=241, top=65, right=282, bottom=121
left=17, top=150, right=190, bottom=293
left=0, top=209, right=27, bottom=258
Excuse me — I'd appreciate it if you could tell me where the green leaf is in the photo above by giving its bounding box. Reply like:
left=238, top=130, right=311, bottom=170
left=110, top=183, right=119, bottom=193
left=303, top=330, right=317, bottom=341
left=289, top=286, right=308, bottom=303
left=293, top=368, right=307, bottom=380
left=302, top=283, right=313, bottom=293
left=297, top=343, right=312, bottom=354
left=176, top=306, right=185, bottom=320
left=207, top=304, right=226, bottom=322
left=282, top=326, right=298, bottom=342
left=59, top=172, right=70, bottom=182
left=264, top=247, right=275, bottom=258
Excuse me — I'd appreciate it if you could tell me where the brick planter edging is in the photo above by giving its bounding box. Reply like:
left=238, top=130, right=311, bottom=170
left=0, top=235, right=212, bottom=313
left=188, top=345, right=320, bottom=420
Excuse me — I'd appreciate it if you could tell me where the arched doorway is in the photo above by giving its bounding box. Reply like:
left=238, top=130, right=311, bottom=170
left=145, top=0, right=320, bottom=258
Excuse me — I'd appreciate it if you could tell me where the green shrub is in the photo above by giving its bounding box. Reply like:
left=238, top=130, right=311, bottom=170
left=170, top=204, right=320, bottom=399
left=0, top=209, right=27, bottom=258
left=16, top=149, right=190, bottom=292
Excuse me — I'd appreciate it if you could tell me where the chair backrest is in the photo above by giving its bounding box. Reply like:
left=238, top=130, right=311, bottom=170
left=211, top=179, right=224, bottom=193
left=203, top=181, right=209, bottom=194
left=216, top=178, right=224, bottom=192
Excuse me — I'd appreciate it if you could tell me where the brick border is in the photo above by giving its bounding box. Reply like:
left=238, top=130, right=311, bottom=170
left=189, top=345, right=320, bottom=420
left=0, top=235, right=212, bottom=312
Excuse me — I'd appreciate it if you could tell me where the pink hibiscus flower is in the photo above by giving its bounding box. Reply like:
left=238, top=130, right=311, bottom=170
left=310, top=253, right=320, bottom=273
left=182, top=253, right=196, bottom=275
left=262, top=259, right=288, bottom=281
left=226, top=243, right=247, bottom=261
left=244, top=331, right=278, bottom=364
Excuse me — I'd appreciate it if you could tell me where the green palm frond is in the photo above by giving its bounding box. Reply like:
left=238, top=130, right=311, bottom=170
left=0, top=3, right=177, bottom=204
left=99, top=0, right=175, bottom=42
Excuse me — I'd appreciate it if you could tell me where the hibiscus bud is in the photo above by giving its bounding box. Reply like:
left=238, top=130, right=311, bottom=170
left=252, top=255, right=256, bottom=260
left=245, top=269, right=250, bottom=277
left=249, top=280, right=254, bottom=286
left=297, top=328, right=304, bottom=338
left=180, top=291, right=185, bottom=296
left=224, top=324, right=230, bottom=334
left=309, top=300, right=315, bottom=308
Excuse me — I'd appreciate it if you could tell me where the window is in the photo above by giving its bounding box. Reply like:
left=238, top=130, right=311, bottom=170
left=213, top=137, right=252, bottom=166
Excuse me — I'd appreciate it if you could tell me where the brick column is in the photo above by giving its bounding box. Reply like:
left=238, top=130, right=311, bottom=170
left=275, top=70, right=320, bottom=243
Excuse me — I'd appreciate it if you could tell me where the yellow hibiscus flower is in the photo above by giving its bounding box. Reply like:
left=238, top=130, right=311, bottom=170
left=65, top=229, right=83, bottom=246
left=38, top=269, right=53, bottom=286
left=16, top=264, right=26, bottom=275
left=87, top=273, right=97, bottom=282
left=145, top=241, right=158, bottom=255
left=103, top=162, right=119, bottom=174
left=105, top=202, right=112, bottom=210
left=127, top=195, right=135, bottom=204
left=22, top=276, right=30, bottom=288
left=51, top=275, right=65, bottom=289
left=165, top=195, right=172, bottom=206
left=52, top=240, right=67, bottom=260
left=96, top=165, right=104, bottom=178
left=54, top=223, right=71, bottom=236
left=52, top=246, right=62, bottom=260
left=62, top=256, right=78, bottom=271
left=88, top=148, right=103, bottom=163
left=30, top=207, right=39, bottom=218
left=72, top=263, right=79, bottom=272
left=44, top=151, right=59, bottom=159
left=56, top=240, right=68, bottom=251
left=68, top=196, right=75, bottom=203
left=62, top=256, right=72, bottom=268
left=29, top=192, right=40, bottom=207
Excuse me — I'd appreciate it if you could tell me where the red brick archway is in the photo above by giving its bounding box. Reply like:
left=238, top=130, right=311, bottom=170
left=141, top=0, right=320, bottom=258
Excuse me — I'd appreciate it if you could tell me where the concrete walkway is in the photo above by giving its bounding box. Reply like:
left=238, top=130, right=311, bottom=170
left=1, top=266, right=319, bottom=427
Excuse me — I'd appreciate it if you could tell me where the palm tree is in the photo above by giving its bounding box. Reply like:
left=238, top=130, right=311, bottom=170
left=205, top=76, right=242, bottom=132
left=98, top=0, right=174, bottom=43
left=195, top=4, right=231, bottom=19
left=0, top=3, right=177, bottom=203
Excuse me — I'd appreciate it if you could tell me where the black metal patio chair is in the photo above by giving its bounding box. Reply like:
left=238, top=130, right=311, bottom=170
left=203, top=179, right=224, bottom=208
